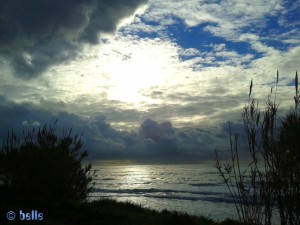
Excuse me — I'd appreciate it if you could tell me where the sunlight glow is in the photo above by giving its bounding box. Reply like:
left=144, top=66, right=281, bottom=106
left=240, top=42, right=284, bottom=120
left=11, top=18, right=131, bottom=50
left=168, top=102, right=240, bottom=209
left=47, top=40, right=177, bottom=110
left=121, top=166, right=152, bottom=188
left=101, top=46, right=168, bottom=104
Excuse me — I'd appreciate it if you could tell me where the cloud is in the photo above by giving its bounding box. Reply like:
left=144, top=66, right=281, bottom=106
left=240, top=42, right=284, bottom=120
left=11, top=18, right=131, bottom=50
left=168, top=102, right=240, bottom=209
left=0, top=0, right=147, bottom=79
left=0, top=97, right=134, bottom=159
left=138, top=118, right=233, bottom=160
left=140, top=118, right=174, bottom=143
left=0, top=0, right=299, bottom=164
left=0, top=96, right=232, bottom=162
left=140, top=0, right=282, bottom=37
left=129, top=0, right=298, bottom=61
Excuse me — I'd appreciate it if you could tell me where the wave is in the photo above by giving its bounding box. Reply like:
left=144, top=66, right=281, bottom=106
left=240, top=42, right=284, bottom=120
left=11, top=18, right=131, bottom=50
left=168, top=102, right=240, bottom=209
left=91, top=188, right=234, bottom=204
left=143, top=194, right=236, bottom=204
left=189, top=183, right=221, bottom=187
left=94, top=178, right=116, bottom=181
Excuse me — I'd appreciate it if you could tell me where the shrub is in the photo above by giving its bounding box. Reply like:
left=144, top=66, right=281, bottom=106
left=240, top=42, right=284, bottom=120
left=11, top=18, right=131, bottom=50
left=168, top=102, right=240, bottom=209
left=215, top=71, right=300, bottom=225
left=0, top=122, right=95, bottom=202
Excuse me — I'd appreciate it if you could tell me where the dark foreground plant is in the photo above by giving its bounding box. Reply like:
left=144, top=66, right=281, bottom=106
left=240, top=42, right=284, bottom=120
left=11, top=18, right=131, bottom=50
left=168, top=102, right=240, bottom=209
left=0, top=122, right=95, bottom=202
left=215, top=71, right=300, bottom=225
left=0, top=197, right=243, bottom=225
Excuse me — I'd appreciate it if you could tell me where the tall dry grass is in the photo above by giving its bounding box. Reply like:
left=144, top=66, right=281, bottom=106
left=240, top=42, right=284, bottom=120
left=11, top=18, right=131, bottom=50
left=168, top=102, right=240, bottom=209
left=215, top=71, right=300, bottom=225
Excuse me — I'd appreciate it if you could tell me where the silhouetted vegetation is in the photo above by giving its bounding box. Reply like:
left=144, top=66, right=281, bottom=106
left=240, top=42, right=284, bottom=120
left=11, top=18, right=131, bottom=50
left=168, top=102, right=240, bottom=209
left=0, top=122, right=95, bottom=202
left=215, top=71, right=300, bottom=225
left=0, top=197, right=243, bottom=225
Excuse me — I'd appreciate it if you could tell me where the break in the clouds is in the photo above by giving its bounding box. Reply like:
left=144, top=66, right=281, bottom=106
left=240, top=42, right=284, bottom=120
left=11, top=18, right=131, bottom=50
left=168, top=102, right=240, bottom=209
left=0, top=0, right=147, bottom=78
left=0, top=0, right=299, bottom=161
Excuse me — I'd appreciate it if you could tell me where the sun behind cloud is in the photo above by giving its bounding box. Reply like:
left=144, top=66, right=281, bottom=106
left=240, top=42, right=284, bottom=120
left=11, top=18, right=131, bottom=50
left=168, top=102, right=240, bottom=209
left=99, top=39, right=175, bottom=105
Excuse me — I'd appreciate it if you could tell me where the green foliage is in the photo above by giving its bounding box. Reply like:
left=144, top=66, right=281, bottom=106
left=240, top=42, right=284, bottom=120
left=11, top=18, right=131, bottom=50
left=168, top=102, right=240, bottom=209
left=0, top=122, right=95, bottom=201
left=215, top=71, right=300, bottom=225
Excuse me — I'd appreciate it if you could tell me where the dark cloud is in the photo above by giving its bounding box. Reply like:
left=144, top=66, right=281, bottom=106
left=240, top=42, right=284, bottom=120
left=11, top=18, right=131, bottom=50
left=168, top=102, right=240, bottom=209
left=138, top=118, right=230, bottom=160
left=140, top=118, right=174, bottom=143
left=0, top=97, right=235, bottom=162
left=139, top=119, right=180, bottom=158
left=0, top=0, right=147, bottom=78
left=0, top=98, right=136, bottom=159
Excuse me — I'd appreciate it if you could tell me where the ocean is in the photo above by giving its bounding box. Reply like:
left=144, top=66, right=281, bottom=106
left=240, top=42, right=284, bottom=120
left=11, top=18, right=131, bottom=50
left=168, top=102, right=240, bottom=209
left=88, top=163, right=238, bottom=222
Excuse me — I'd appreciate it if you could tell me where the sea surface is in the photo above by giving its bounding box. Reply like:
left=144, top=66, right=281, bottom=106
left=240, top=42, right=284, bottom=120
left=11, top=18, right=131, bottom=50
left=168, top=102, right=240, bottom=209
left=89, top=163, right=238, bottom=221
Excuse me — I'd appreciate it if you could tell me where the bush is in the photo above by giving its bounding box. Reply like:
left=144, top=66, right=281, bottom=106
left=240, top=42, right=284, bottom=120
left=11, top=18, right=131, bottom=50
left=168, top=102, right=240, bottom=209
left=215, top=71, right=300, bottom=225
left=0, top=122, right=95, bottom=202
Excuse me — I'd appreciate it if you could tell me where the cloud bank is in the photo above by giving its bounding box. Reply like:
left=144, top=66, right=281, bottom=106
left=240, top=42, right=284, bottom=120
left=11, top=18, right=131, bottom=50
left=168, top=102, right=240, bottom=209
left=0, top=97, right=233, bottom=162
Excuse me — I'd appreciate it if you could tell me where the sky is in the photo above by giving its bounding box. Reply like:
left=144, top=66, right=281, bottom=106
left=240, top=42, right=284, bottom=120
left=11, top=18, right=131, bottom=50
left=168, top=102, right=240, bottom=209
left=0, top=0, right=299, bottom=162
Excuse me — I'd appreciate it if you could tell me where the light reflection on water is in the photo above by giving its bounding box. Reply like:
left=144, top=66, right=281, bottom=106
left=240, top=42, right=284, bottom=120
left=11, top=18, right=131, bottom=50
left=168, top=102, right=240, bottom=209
left=89, top=163, right=237, bottom=221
